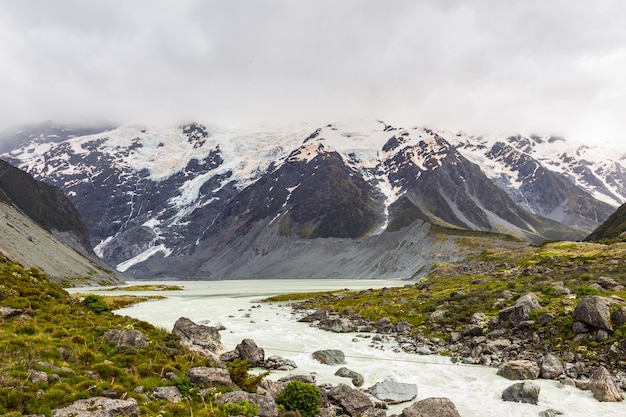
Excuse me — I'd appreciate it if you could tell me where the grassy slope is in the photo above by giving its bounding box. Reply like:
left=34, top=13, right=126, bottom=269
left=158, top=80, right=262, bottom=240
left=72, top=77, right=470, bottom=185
left=0, top=257, right=230, bottom=417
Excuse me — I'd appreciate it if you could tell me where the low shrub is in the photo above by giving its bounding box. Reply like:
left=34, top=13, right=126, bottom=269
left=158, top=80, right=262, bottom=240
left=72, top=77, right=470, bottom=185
left=276, top=380, right=321, bottom=417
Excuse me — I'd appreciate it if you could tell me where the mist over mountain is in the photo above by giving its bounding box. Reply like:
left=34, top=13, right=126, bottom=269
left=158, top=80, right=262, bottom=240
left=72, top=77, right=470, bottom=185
left=2, top=120, right=624, bottom=279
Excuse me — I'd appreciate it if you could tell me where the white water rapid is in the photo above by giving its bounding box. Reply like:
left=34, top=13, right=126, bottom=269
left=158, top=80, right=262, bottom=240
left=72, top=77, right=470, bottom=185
left=71, top=280, right=625, bottom=417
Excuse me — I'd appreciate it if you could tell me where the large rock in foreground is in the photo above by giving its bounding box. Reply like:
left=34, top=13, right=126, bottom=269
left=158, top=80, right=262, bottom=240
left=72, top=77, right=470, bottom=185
left=574, top=296, right=614, bottom=332
left=326, top=384, right=377, bottom=417
left=497, top=360, right=540, bottom=380
left=400, top=397, right=461, bottom=417
left=52, top=397, right=139, bottom=417
left=589, top=366, right=624, bottom=402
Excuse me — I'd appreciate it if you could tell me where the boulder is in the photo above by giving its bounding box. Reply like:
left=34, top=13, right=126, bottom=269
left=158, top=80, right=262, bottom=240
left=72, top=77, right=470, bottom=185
left=462, top=324, right=483, bottom=337
left=611, top=306, right=626, bottom=327
left=326, top=384, right=376, bottom=417
left=264, top=355, right=297, bottom=371
left=298, top=308, right=330, bottom=322
left=235, top=338, right=265, bottom=366
left=151, top=386, right=183, bottom=403
left=501, top=381, right=540, bottom=405
left=400, top=397, right=461, bottom=417
left=52, top=397, right=140, bottom=417
left=219, top=391, right=279, bottom=417
left=574, top=296, right=613, bottom=332
left=335, top=367, right=364, bottom=387
left=319, top=317, right=356, bottom=333
left=312, top=349, right=346, bottom=365
left=497, top=360, right=540, bottom=380
left=538, top=410, right=562, bottom=417
left=367, top=377, right=417, bottom=404
left=540, top=354, right=564, bottom=380
left=186, top=367, right=233, bottom=387
left=498, top=293, right=541, bottom=327
left=597, top=276, right=621, bottom=290
left=173, top=317, right=226, bottom=354
left=374, top=317, right=395, bottom=333
left=102, top=329, right=147, bottom=348
left=0, top=306, right=22, bottom=319
left=589, top=366, right=624, bottom=402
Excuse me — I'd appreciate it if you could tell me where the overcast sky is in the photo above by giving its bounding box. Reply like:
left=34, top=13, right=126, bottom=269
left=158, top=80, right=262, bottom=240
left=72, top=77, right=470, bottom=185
left=1, top=0, right=625, bottom=146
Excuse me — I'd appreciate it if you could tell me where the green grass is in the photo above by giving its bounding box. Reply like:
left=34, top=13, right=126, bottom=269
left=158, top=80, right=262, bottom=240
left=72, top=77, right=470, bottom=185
left=0, top=257, right=239, bottom=416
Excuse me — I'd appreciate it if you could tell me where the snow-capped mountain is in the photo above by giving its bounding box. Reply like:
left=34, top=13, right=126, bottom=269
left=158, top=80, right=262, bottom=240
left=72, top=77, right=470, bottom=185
left=1, top=120, right=623, bottom=279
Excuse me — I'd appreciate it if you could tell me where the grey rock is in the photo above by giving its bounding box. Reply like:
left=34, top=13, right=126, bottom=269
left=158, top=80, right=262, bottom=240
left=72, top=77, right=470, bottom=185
left=264, top=355, right=297, bottom=371
left=611, top=306, right=626, bottom=327
left=52, top=397, right=140, bottom=417
left=235, top=338, right=265, bottom=366
left=497, top=360, right=540, bottom=380
left=298, top=308, right=330, bottom=322
left=326, top=384, right=376, bottom=417
left=335, top=367, right=364, bottom=387
left=400, top=397, right=461, bottom=417
left=462, top=324, right=483, bottom=337
left=597, top=276, right=620, bottom=290
left=102, top=329, right=147, bottom=348
left=186, top=367, right=233, bottom=387
left=589, top=366, right=624, bottom=402
left=374, top=317, right=395, bottom=333
left=0, top=306, right=22, bottom=319
left=498, top=293, right=541, bottom=326
left=540, top=354, right=564, bottom=380
left=173, top=317, right=226, bottom=354
left=538, top=409, right=562, bottom=417
left=574, top=296, right=614, bottom=332
left=501, top=381, right=540, bottom=405
left=219, top=391, right=279, bottom=417
left=319, top=317, right=356, bottom=333
left=368, top=377, right=417, bottom=404
left=151, top=386, right=182, bottom=403
left=312, top=349, right=346, bottom=365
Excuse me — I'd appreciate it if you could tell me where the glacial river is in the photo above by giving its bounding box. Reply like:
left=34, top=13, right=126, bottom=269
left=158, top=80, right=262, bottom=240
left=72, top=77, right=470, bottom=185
left=70, top=279, right=624, bottom=417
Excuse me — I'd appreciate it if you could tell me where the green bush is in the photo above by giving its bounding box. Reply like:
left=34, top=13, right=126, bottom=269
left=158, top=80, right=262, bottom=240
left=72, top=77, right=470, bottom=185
left=276, top=380, right=321, bottom=417
left=80, top=294, right=111, bottom=314
left=222, top=400, right=259, bottom=417
left=576, top=285, right=601, bottom=298
left=226, top=358, right=268, bottom=393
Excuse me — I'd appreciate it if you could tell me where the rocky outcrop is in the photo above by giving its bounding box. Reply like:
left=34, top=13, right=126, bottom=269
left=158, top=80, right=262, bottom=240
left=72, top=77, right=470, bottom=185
left=497, top=360, right=540, bottom=380
left=589, top=366, right=624, bottom=402
left=172, top=317, right=226, bottom=359
left=335, top=367, right=364, bottom=387
left=52, top=397, right=140, bottom=417
left=574, top=296, right=614, bottom=332
left=367, top=377, right=417, bottom=404
left=502, top=381, right=541, bottom=404
left=102, top=329, right=147, bottom=348
left=219, top=391, right=279, bottom=417
left=400, top=397, right=461, bottom=417
left=312, top=349, right=346, bottom=365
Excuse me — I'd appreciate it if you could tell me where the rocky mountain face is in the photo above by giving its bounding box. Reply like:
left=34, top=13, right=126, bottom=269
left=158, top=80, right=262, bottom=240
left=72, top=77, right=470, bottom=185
left=2, top=120, right=624, bottom=279
left=0, top=159, right=120, bottom=285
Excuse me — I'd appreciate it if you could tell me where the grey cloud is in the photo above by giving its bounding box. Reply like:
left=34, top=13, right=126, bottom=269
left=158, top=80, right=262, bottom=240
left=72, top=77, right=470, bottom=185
left=0, top=0, right=625, bottom=146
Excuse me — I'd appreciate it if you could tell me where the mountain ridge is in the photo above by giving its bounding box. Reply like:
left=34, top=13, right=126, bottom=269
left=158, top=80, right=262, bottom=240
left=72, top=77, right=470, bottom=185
left=2, top=120, right=624, bottom=279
